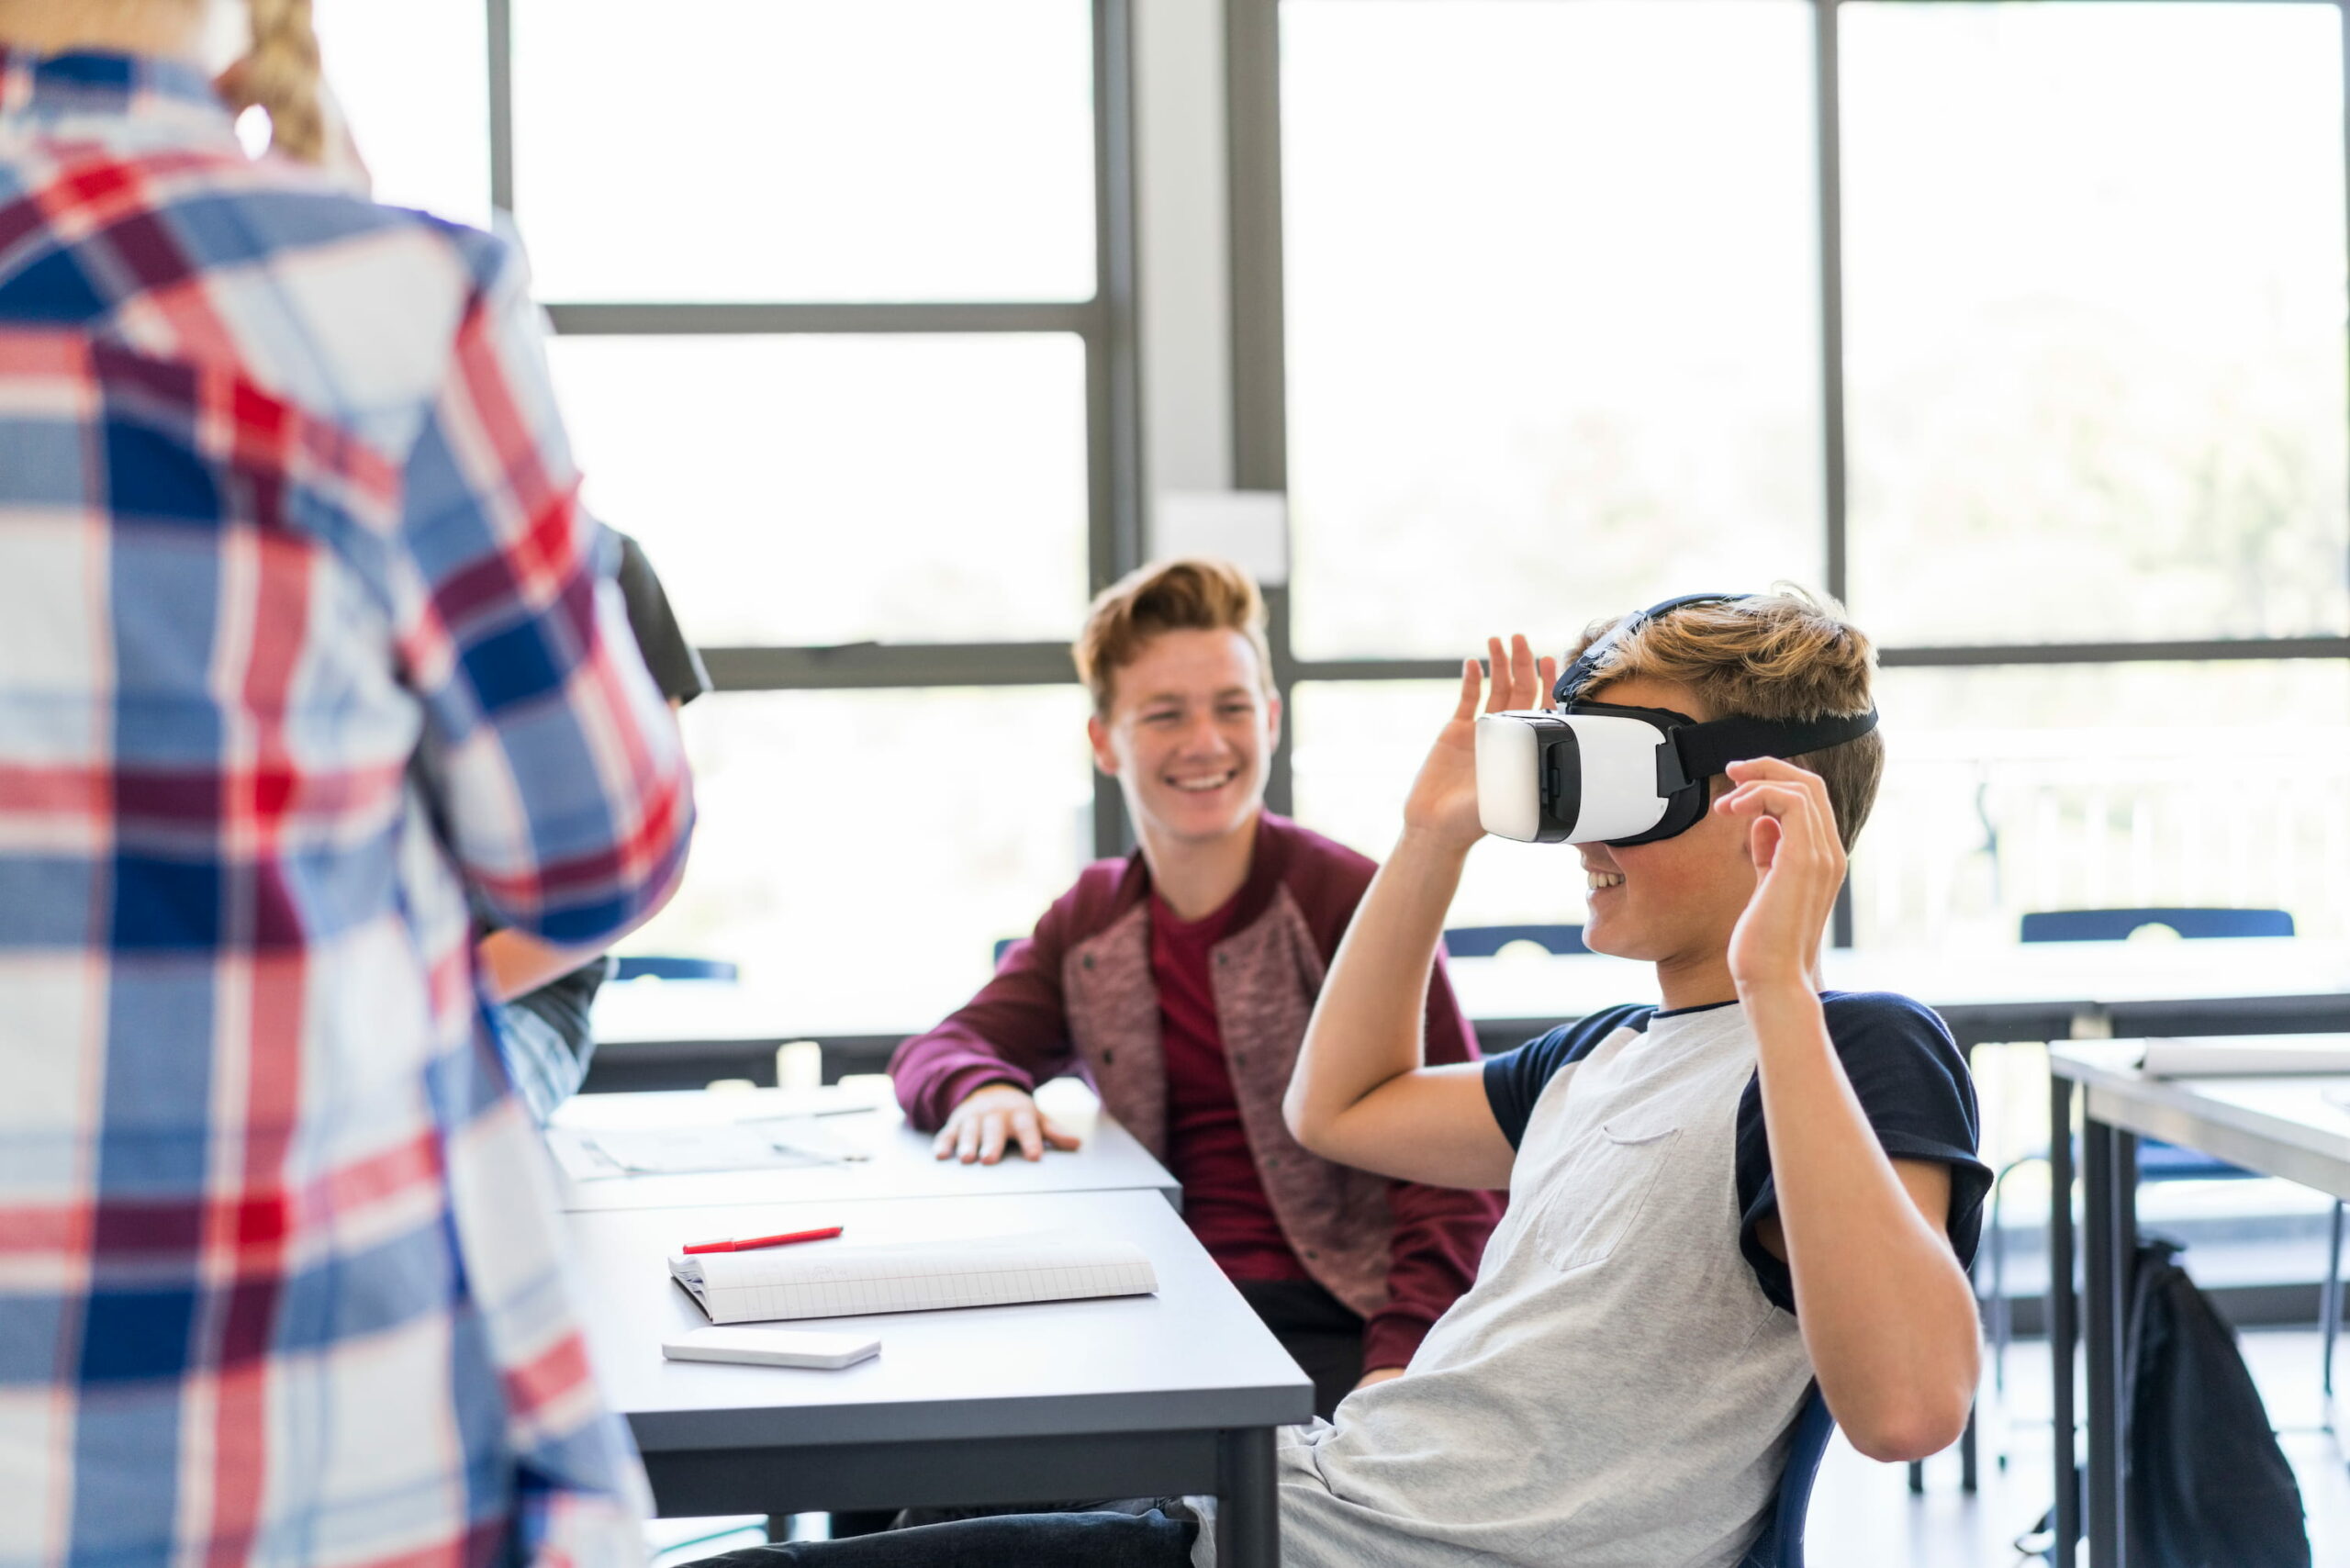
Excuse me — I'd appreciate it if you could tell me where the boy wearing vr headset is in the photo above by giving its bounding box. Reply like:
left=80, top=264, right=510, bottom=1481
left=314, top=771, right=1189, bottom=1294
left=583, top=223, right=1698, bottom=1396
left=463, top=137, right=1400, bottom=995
left=1262, top=588, right=1990, bottom=1565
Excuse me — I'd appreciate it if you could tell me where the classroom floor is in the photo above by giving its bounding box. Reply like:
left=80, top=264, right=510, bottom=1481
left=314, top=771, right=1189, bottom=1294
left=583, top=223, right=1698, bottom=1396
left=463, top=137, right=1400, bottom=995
left=1810, top=1327, right=2350, bottom=1568
left=649, top=1327, right=2350, bottom=1566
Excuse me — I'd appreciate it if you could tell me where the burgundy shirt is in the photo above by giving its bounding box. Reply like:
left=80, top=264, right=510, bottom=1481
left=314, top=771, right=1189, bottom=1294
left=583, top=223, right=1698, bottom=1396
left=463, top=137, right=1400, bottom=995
left=890, top=812, right=1501, bottom=1372
left=1152, top=890, right=1315, bottom=1284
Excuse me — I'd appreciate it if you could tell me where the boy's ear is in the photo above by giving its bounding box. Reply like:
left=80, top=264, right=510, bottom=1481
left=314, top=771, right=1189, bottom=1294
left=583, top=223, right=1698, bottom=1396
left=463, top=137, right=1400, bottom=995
left=1085, top=713, right=1119, bottom=777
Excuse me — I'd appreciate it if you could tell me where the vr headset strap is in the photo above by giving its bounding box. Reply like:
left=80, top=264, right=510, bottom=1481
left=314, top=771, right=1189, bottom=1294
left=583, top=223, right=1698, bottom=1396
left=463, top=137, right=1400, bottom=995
left=1555, top=591, right=1747, bottom=705
left=1660, top=709, right=1880, bottom=794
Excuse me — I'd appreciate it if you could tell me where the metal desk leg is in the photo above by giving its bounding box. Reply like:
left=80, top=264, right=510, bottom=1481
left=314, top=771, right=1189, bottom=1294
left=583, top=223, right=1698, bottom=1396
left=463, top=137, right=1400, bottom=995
left=2083, top=1120, right=2136, bottom=1568
left=2322, top=1200, right=2344, bottom=1405
left=1218, top=1427, right=1279, bottom=1568
left=2050, top=1075, right=2078, bottom=1568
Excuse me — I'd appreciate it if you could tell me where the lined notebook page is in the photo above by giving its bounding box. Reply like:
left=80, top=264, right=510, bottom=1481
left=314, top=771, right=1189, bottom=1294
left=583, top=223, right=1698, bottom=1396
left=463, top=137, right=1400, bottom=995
left=670, top=1232, right=1158, bottom=1323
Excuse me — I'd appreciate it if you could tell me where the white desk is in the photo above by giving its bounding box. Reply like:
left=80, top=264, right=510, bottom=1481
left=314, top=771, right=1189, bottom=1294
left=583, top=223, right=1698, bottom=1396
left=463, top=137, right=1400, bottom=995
left=546, top=1083, right=1180, bottom=1215
left=591, top=938, right=2350, bottom=1056
left=570, top=1188, right=1310, bottom=1566
left=1449, top=937, right=2350, bottom=1041
left=2045, top=1041, right=2350, bottom=1568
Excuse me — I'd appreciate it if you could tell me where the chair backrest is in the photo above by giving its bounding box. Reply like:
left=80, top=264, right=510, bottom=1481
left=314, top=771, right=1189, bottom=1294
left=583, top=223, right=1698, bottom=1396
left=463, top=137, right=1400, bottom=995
left=610, top=957, right=740, bottom=982
left=2020, top=907, right=2294, bottom=944
left=1440, top=924, right=1589, bottom=959
left=1736, top=1385, right=1834, bottom=1568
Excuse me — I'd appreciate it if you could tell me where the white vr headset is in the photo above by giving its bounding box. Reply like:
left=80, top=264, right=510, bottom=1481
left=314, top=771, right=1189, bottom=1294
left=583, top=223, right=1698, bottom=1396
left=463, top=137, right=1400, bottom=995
left=1475, top=593, right=1879, bottom=847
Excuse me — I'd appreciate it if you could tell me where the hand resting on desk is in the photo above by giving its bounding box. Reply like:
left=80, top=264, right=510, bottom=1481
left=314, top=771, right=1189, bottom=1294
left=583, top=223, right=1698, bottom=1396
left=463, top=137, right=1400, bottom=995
left=934, top=1082, right=1083, bottom=1165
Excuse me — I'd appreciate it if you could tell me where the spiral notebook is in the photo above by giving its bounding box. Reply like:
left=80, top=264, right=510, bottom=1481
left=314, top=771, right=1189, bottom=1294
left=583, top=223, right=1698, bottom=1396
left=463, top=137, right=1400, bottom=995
left=669, top=1231, right=1159, bottom=1325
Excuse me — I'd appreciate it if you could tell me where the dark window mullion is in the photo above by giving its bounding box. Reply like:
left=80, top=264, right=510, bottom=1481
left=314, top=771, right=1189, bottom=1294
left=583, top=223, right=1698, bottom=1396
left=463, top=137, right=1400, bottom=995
left=1816, top=0, right=1856, bottom=946
left=487, top=0, right=514, bottom=215
left=543, top=302, right=1100, bottom=336
left=1226, top=0, right=1293, bottom=818
left=1090, top=0, right=1146, bottom=857
left=699, top=644, right=1075, bottom=692
left=1816, top=0, right=1849, bottom=608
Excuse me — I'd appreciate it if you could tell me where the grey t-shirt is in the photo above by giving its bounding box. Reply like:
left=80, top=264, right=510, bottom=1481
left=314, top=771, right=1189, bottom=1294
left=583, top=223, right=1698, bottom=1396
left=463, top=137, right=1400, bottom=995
left=1200, top=993, right=1986, bottom=1568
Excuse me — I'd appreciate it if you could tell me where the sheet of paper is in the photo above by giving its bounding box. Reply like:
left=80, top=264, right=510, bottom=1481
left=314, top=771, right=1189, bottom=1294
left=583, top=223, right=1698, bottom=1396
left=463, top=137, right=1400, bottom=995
left=557, top=1122, right=868, bottom=1179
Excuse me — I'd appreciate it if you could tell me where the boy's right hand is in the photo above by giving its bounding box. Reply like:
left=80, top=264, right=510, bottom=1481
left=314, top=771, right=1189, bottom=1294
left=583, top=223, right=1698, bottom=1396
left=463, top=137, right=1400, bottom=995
left=933, top=1081, right=1082, bottom=1164
left=1401, top=633, right=1557, bottom=855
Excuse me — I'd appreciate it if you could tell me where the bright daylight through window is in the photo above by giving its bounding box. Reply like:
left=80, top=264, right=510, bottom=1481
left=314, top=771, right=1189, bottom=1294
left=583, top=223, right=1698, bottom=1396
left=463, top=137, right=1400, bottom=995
left=1279, top=0, right=2350, bottom=957
left=310, top=0, right=2350, bottom=1026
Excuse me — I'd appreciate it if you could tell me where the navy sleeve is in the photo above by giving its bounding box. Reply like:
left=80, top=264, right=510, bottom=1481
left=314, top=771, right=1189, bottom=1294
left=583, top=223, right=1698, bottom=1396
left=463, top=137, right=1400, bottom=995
left=1734, top=991, right=1993, bottom=1315
left=1482, top=1003, right=1654, bottom=1149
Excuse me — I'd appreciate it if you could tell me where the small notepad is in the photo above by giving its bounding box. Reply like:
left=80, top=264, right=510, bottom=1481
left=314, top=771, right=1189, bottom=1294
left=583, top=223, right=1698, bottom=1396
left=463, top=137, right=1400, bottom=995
left=669, top=1231, right=1159, bottom=1324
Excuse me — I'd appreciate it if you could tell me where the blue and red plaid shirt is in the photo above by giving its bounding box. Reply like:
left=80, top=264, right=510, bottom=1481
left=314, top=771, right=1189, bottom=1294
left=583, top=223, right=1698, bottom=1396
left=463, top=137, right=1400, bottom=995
left=0, top=50, right=693, bottom=1568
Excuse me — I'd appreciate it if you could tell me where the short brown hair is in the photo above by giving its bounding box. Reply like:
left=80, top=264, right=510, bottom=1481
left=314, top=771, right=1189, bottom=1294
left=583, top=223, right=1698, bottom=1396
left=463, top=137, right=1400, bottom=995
left=1073, top=557, right=1275, bottom=715
left=1568, top=587, right=1885, bottom=851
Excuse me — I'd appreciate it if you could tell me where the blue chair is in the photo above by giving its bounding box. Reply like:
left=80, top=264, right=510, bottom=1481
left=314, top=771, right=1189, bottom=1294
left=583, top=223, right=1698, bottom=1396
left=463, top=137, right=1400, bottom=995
left=1737, top=1385, right=1834, bottom=1568
left=1993, top=910, right=2297, bottom=1350
left=1440, top=924, right=1588, bottom=958
left=610, top=957, right=739, bottom=982
left=2019, top=907, right=2294, bottom=943
left=2021, top=910, right=2294, bottom=1193
left=1983, top=906, right=2344, bottom=1458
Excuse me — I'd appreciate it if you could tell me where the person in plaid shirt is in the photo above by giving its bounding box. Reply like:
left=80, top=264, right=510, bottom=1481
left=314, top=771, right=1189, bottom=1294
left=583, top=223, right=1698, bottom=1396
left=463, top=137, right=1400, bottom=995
left=0, top=6, right=695, bottom=1567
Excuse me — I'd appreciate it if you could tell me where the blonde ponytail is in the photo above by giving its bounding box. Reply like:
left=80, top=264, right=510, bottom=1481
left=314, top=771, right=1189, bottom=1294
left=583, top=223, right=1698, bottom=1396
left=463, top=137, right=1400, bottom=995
left=242, top=0, right=323, bottom=162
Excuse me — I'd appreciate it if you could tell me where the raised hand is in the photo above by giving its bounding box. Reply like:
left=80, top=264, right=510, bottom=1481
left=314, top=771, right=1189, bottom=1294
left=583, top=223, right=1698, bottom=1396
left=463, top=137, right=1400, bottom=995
left=1401, top=633, right=1557, bottom=855
left=1714, top=756, right=1842, bottom=996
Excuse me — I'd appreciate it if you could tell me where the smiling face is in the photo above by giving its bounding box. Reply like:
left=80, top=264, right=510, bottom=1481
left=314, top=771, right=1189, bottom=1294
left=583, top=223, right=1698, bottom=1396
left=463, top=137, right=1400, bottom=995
left=1088, top=628, right=1280, bottom=850
left=1574, top=675, right=1760, bottom=973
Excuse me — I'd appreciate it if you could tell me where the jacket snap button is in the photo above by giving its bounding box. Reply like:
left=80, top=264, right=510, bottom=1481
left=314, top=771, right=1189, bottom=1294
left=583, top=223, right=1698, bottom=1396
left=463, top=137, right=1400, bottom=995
left=1215, top=952, right=1227, bottom=966
left=1102, top=1049, right=1114, bottom=1064
left=1266, top=1156, right=1280, bottom=1169
left=1305, top=1249, right=1319, bottom=1260
left=1081, top=955, right=1094, bottom=970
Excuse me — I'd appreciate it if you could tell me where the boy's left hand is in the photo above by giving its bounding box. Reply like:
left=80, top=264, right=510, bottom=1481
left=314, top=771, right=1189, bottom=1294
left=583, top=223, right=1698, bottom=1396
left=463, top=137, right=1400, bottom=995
left=1714, top=756, right=1843, bottom=995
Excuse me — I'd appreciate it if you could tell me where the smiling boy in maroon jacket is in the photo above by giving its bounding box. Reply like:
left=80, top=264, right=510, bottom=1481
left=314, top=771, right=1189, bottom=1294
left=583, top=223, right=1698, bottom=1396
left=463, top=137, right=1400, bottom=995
left=890, top=558, right=1500, bottom=1412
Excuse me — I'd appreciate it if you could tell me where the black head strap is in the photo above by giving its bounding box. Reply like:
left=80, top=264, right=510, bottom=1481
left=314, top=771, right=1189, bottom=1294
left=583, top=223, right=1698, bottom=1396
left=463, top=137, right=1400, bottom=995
left=1555, top=592, right=1748, bottom=705
left=1657, top=709, right=1881, bottom=795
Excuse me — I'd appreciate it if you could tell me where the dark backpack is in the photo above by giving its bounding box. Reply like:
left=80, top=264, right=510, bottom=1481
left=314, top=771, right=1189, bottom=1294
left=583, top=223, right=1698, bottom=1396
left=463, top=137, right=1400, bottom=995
left=2025, top=1238, right=2311, bottom=1566
left=2122, top=1238, right=2309, bottom=1567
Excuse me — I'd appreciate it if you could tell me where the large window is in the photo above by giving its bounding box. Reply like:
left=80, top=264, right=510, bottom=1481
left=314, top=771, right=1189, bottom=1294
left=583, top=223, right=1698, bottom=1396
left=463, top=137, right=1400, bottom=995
left=1280, top=0, right=1824, bottom=659
left=1245, top=0, right=2350, bottom=948
left=315, top=0, right=1140, bottom=1030
left=1841, top=2, right=2349, bottom=646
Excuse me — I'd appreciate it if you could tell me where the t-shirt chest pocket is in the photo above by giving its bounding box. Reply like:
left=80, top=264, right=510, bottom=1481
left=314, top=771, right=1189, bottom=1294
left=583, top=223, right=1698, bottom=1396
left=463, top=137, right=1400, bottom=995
left=1528, top=1115, right=1684, bottom=1273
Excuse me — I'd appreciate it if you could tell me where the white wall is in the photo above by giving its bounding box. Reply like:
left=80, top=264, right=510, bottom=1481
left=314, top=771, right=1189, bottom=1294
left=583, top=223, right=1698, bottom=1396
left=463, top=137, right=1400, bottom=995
left=1134, top=0, right=1237, bottom=519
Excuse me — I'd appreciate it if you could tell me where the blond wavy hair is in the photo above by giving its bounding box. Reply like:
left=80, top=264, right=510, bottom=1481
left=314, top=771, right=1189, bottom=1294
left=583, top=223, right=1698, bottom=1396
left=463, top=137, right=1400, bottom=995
left=1568, top=587, right=1885, bottom=850
left=241, top=0, right=323, bottom=161
left=1073, top=557, right=1276, bottom=715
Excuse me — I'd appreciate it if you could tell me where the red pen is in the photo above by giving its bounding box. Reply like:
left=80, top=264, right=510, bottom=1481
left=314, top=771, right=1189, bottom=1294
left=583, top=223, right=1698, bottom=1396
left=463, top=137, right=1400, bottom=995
left=682, top=1225, right=844, bottom=1255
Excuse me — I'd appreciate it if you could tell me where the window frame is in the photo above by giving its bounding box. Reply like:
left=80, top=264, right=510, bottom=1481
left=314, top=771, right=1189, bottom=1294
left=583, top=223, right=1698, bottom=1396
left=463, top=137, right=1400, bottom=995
left=1225, top=0, right=2350, bottom=944
left=486, top=0, right=1145, bottom=860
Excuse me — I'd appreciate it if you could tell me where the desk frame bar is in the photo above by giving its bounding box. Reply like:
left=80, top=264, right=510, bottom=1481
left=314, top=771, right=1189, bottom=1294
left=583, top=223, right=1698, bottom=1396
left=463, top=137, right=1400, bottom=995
left=2050, top=1075, right=2079, bottom=1567
left=642, top=1424, right=1281, bottom=1567
left=2082, top=1122, right=2137, bottom=1568
left=1219, top=1427, right=1279, bottom=1568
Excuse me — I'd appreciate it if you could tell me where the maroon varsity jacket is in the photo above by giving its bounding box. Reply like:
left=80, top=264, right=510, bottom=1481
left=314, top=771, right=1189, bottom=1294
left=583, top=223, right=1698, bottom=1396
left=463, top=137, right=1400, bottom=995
left=890, top=812, right=1503, bottom=1370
